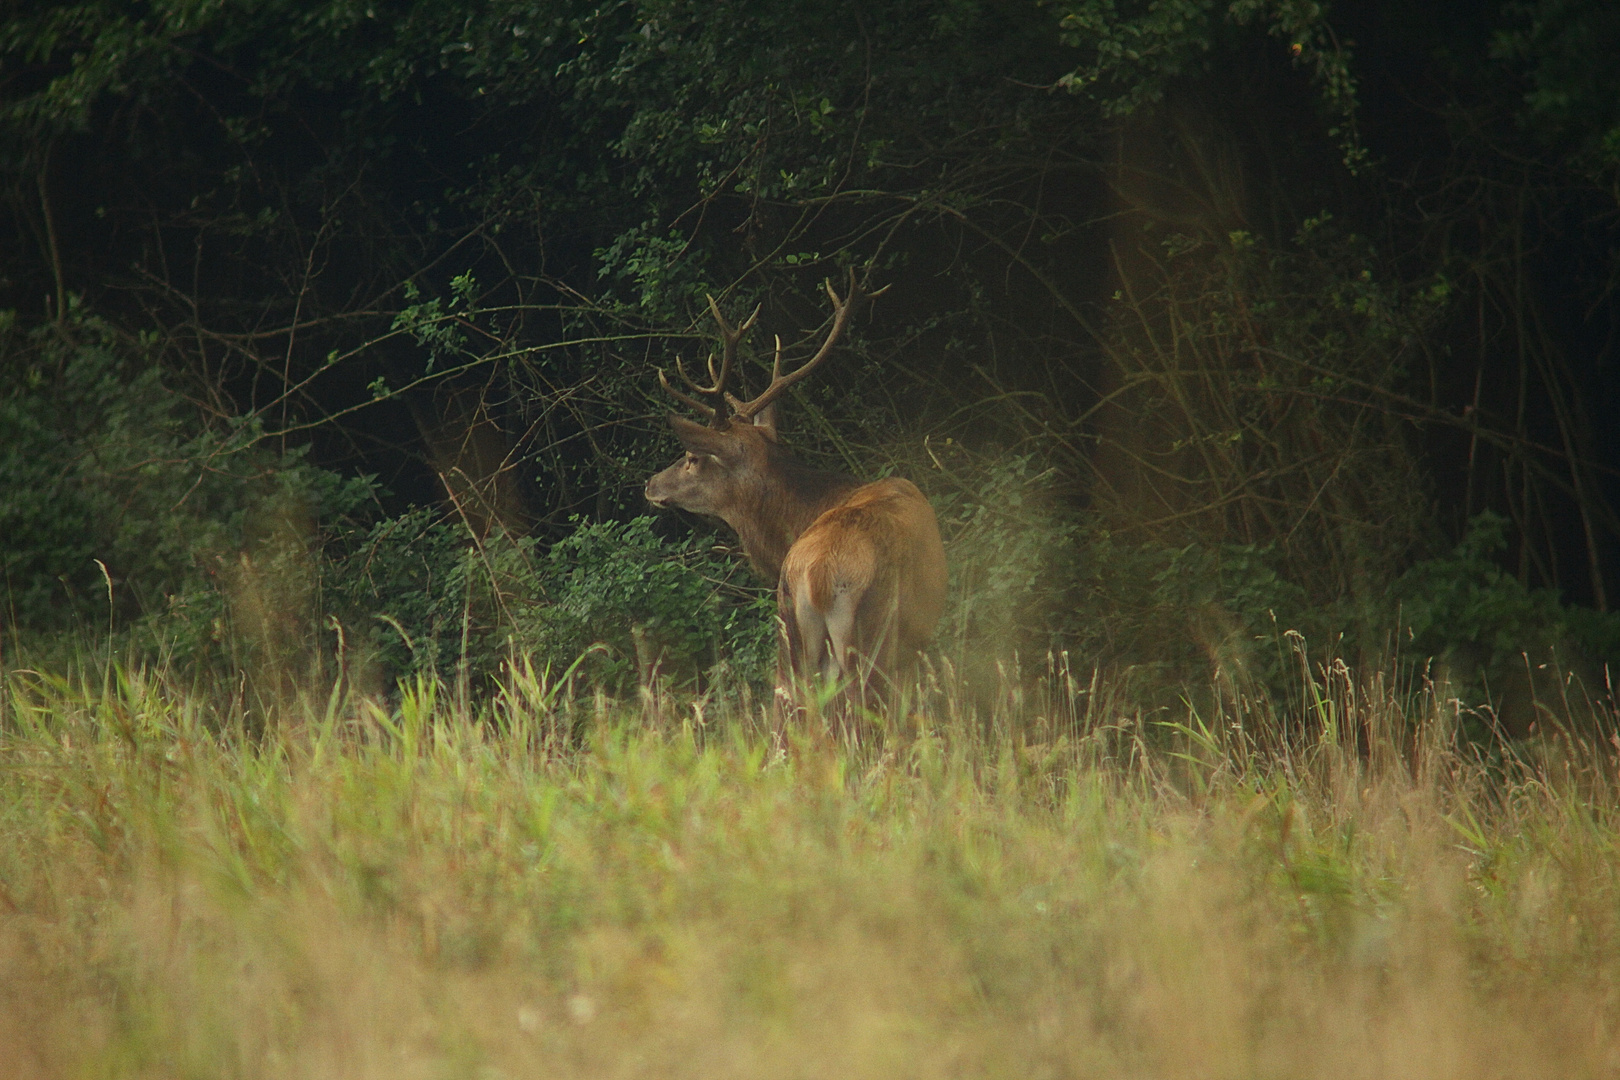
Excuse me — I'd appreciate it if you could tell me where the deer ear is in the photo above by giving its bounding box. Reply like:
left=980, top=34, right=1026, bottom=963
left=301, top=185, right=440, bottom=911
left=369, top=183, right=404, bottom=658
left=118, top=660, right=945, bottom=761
left=750, top=402, right=779, bottom=441
left=669, top=414, right=738, bottom=458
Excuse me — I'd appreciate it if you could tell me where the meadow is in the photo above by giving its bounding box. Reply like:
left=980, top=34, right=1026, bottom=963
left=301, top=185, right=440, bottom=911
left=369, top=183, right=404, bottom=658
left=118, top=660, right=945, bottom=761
left=2, top=651, right=1617, bottom=1080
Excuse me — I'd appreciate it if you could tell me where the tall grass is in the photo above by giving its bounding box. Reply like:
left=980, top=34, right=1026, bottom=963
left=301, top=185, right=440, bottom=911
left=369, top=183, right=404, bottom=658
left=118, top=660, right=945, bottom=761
left=1, top=651, right=1618, bottom=1078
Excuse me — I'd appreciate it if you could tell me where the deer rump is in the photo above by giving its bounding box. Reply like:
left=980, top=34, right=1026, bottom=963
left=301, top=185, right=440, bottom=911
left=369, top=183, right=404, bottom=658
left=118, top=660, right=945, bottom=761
left=777, top=477, right=946, bottom=706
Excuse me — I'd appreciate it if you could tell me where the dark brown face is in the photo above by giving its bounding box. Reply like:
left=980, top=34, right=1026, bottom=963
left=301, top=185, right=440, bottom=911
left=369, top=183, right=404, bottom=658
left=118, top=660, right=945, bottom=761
left=644, top=415, right=773, bottom=519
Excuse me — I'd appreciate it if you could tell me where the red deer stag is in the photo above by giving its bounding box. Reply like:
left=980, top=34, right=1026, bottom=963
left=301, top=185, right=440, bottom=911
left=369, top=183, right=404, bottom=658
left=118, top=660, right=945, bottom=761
left=643, top=277, right=947, bottom=714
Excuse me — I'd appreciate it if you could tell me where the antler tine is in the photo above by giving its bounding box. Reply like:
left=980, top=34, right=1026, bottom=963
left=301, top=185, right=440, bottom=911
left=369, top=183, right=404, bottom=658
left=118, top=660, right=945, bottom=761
left=656, top=296, right=761, bottom=427
left=673, top=354, right=711, bottom=394
left=657, top=367, right=717, bottom=422
left=727, top=274, right=860, bottom=421
left=698, top=294, right=760, bottom=401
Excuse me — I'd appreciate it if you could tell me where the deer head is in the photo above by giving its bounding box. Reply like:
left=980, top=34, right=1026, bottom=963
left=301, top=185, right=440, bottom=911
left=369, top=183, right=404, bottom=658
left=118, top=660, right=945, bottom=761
left=644, top=274, right=864, bottom=574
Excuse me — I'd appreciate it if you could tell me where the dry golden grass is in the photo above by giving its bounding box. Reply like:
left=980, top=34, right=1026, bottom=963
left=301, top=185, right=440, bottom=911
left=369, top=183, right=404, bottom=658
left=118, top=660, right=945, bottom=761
left=0, top=658, right=1617, bottom=1078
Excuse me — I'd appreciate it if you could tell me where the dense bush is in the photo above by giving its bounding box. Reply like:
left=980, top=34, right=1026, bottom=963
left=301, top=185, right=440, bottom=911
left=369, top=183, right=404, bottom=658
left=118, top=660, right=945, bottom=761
left=0, top=306, right=771, bottom=699
left=329, top=512, right=774, bottom=696
left=925, top=440, right=1619, bottom=720
left=530, top=517, right=775, bottom=693
left=3, top=296, right=1614, bottom=735
left=0, top=306, right=373, bottom=640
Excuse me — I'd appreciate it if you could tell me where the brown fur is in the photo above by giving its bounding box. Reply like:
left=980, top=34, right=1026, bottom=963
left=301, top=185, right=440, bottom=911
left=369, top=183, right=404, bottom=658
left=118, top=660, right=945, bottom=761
left=779, top=479, right=947, bottom=707
left=646, top=416, right=947, bottom=712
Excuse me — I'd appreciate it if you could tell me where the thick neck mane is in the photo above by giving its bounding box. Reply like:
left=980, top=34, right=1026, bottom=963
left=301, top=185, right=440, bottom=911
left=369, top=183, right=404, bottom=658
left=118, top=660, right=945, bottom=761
left=728, top=447, right=861, bottom=581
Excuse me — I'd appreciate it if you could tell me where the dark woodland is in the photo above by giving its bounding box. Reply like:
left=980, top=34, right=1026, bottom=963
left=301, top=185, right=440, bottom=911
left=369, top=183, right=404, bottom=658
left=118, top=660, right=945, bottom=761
left=2, top=0, right=1618, bottom=727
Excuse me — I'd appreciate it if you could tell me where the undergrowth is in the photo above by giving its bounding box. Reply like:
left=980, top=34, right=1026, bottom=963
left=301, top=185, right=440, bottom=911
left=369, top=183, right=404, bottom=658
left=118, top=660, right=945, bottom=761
left=0, top=648, right=1617, bottom=1078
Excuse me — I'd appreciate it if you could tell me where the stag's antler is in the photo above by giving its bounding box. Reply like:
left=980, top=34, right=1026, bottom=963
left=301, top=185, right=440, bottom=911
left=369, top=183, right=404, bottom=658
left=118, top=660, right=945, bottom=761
left=658, top=271, right=881, bottom=424
left=657, top=295, right=760, bottom=428
left=656, top=369, right=718, bottom=421
left=727, top=271, right=865, bottom=422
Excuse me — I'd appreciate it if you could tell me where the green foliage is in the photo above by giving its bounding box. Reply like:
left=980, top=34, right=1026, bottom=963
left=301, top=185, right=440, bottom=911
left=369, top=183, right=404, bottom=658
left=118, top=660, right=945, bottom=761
left=593, top=224, right=719, bottom=323
left=1395, top=511, right=1620, bottom=675
left=929, top=449, right=1320, bottom=701
left=1059, top=211, right=1443, bottom=633
left=1492, top=0, right=1620, bottom=175
left=1052, top=509, right=1620, bottom=713
left=1052, top=0, right=1363, bottom=165
left=392, top=277, right=474, bottom=375
left=532, top=517, right=775, bottom=692
left=931, top=451, right=1084, bottom=659
left=327, top=507, right=517, bottom=683
left=899, top=443, right=1608, bottom=725
left=328, top=513, right=774, bottom=695
left=1054, top=0, right=1219, bottom=112
left=0, top=304, right=372, bottom=634
left=1074, top=534, right=1310, bottom=685
left=929, top=443, right=1611, bottom=716
left=1029, top=506, right=1620, bottom=717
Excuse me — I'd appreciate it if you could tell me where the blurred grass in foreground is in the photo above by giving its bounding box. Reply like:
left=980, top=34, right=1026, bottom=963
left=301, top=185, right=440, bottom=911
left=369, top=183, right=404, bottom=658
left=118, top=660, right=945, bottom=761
left=1, top=654, right=1618, bottom=1079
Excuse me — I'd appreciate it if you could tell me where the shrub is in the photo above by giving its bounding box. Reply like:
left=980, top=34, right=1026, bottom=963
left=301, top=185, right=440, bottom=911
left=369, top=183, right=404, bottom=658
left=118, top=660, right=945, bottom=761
left=1394, top=512, right=1620, bottom=702
left=0, top=305, right=372, bottom=648
left=327, top=514, right=775, bottom=697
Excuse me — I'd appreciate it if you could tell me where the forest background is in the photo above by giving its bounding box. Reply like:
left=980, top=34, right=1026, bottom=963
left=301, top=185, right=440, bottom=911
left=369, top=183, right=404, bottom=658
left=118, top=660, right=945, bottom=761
left=2, top=0, right=1619, bottom=728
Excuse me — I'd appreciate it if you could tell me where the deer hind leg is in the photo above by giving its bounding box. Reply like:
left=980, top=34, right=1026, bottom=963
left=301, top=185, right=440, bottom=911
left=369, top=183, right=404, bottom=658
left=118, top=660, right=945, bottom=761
left=785, top=585, right=826, bottom=685
left=790, top=583, right=860, bottom=685
left=785, top=579, right=864, bottom=720
left=848, top=578, right=903, bottom=712
left=819, top=584, right=860, bottom=687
